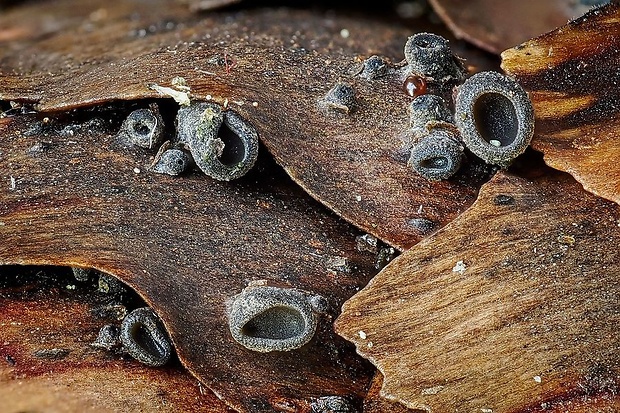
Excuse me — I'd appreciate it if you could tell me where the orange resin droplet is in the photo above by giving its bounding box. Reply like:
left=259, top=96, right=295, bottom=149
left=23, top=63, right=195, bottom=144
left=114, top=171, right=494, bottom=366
left=403, top=75, right=427, bottom=98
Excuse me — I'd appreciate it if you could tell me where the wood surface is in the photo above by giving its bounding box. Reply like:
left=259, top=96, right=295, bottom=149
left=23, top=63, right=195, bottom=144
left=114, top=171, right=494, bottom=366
left=502, top=3, right=620, bottom=206
left=336, top=162, right=620, bottom=412
left=429, top=0, right=601, bottom=54
left=0, top=266, right=232, bottom=413
left=0, top=0, right=496, bottom=250
left=0, top=114, right=378, bottom=412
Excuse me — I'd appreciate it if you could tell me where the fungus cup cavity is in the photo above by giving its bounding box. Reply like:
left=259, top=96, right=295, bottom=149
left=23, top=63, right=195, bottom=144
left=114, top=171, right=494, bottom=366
left=455, top=71, right=534, bottom=167
left=408, top=125, right=464, bottom=181
left=228, top=285, right=326, bottom=352
left=176, top=102, right=259, bottom=181
left=120, top=307, right=172, bottom=367
left=119, top=106, right=165, bottom=149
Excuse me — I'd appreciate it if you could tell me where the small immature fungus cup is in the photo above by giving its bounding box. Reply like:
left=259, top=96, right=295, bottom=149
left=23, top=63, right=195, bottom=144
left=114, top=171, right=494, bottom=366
left=151, top=146, right=190, bottom=176
left=360, top=55, right=388, bottom=80
left=176, top=102, right=259, bottom=181
left=404, top=32, right=466, bottom=83
left=228, top=285, right=327, bottom=353
left=120, top=307, right=172, bottom=367
left=455, top=71, right=534, bottom=167
left=408, top=125, right=464, bottom=181
left=318, top=83, right=356, bottom=113
left=119, top=106, right=165, bottom=149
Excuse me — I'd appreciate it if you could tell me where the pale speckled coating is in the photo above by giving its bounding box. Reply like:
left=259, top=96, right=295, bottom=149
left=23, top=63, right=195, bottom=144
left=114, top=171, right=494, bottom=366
left=228, top=285, right=325, bottom=353
left=455, top=71, right=534, bottom=167
left=120, top=307, right=172, bottom=367
left=176, top=102, right=259, bottom=180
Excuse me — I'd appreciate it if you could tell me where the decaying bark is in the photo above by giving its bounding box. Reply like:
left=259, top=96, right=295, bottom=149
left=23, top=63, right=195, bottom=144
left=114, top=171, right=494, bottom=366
left=429, top=0, right=600, bottom=54
left=502, top=4, right=620, bottom=206
left=336, top=161, right=620, bottom=412
left=0, top=0, right=495, bottom=251
left=0, top=114, right=379, bottom=412
left=0, top=267, right=231, bottom=412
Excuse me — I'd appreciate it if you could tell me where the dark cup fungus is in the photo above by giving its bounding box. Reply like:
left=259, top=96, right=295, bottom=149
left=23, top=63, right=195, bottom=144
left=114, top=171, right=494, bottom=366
left=120, top=307, right=172, bottom=367
left=176, top=102, right=259, bottom=181
left=408, top=125, right=464, bottom=181
left=408, top=94, right=454, bottom=131
left=318, top=83, right=356, bottom=113
left=404, top=33, right=466, bottom=83
left=455, top=71, right=534, bottom=167
left=228, top=285, right=327, bottom=353
left=119, top=106, right=165, bottom=149
left=151, top=142, right=190, bottom=176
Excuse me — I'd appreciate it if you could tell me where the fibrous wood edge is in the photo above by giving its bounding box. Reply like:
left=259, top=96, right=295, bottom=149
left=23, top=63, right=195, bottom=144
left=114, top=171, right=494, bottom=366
left=336, top=166, right=620, bottom=412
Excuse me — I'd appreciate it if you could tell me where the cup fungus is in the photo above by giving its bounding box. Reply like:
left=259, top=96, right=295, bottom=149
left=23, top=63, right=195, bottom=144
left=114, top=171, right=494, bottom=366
left=318, top=83, right=356, bottom=113
left=455, top=71, right=534, bottom=167
left=404, top=33, right=466, bottom=83
left=360, top=55, right=388, bottom=80
left=228, top=285, right=327, bottom=353
left=120, top=307, right=172, bottom=367
left=310, top=396, right=357, bottom=413
left=118, top=106, right=165, bottom=149
left=176, top=102, right=259, bottom=181
left=409, top=94, right=454, bottom=131
left=151, top=143, right=190, bottom=176
left=408, top=125, right=464, bottom=181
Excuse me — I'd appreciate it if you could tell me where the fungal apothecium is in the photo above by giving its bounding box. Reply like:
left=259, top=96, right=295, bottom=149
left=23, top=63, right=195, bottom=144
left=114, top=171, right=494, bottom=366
left=1, top=0, right=618, bottom=412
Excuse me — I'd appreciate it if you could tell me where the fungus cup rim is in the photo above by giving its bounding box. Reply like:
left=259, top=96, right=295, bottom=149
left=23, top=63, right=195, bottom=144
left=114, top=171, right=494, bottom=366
left=455, top=71, right=534, bottom=166
left=228, top=286, right=322, bottom=353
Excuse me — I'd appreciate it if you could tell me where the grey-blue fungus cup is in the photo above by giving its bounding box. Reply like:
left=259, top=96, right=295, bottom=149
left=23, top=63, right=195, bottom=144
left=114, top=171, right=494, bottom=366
left=228, top=285, right=327, bottom=353
left=176, top=102, right=259, bottom=181
left=404, top=33, right=466, bottom=82
left=119, top=107, right=165, bottom=149
left=120, top=307, right=172, bottom=367
left=408, top=94, right=454, bottom=131
left=455, top=71, right=534, bottom=167
left=408, top=125, right=464, bottom=181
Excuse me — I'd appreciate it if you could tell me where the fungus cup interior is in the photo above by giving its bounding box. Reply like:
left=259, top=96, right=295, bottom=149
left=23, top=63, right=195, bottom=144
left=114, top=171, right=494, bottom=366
left=420, top=156, right=449, bottom=171
left=473, top=92, right=518, bottom=147
left=241, top=305, right=307, bottom=340
left=133, top=120, right=152, bottom=136
left=217, top=122, right=245, bottom=166
left=131, top=322, right=166, bottom=357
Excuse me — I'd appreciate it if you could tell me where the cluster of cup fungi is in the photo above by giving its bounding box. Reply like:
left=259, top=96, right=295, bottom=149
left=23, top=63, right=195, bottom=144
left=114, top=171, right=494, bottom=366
left=398, top=33, right=534, bottom=180
left=105, top=32, right=535, bottom=370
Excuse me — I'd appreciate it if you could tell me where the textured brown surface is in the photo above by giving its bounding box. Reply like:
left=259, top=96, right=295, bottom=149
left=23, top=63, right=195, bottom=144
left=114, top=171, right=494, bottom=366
left=336, top=165, right=620, bottom=412
left=0, top=270, right=231, bottom=413
left=0, top=114, right=378, bottom=412
left=364, top=373, right=423, bottom=413
left=502, top=4, right=620, bottom=206
left=0, top=0, right=493, bottom=250
left=429, top=0, right=599, bottom=54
